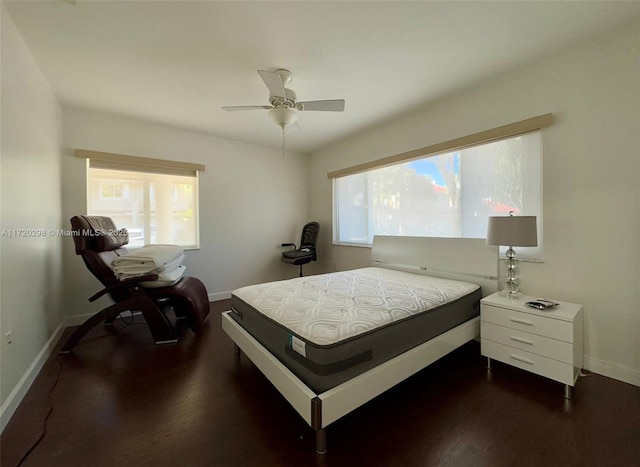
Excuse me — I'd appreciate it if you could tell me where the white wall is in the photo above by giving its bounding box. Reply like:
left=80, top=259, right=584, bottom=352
left=61, top=108, right=310, bottom=323
left=0, top=4, right=65, bottom=430
left=309, top=25, right=640, bottom=386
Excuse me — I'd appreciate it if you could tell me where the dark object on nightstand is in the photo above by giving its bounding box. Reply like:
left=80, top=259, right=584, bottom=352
left=525, top=299, right=559, bottom=310
left=60, top=215, right=210, bottom=353
left=281, top=222, right=320, bottom=277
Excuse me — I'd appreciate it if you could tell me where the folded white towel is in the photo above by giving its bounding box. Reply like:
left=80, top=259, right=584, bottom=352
left=115, top=253, right=184, bottom=281
left=140, top=265, right=186, bottom=288
left=111, top=244, right=184, bottom=277
left=156, top=253, right=185, bottom=273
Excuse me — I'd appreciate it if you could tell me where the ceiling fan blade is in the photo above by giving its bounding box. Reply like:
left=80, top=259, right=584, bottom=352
left=221, top=105, right=272, bottom=112
left=297, top=99, right=345, bottom=112
left=258, top=70, right=286, bottom=98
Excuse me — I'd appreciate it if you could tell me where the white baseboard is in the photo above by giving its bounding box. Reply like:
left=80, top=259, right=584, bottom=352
left=584, top=356, right=640, bottom=387
left=65, top=293, right=229, bottom=325
left=0, top=322, right=66, bottom=434
left=65, top=312, right=97, bottom=327
left=209, top=290, right=232, bottom=302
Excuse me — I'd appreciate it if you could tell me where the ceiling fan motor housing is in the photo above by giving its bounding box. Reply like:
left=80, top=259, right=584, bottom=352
left=270, top=88, right=297, bottom=108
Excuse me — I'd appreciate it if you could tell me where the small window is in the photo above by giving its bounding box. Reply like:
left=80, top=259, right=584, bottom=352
left=87, top=167, right=199, bottom=248
left=333, top=131, right=542, bottom=258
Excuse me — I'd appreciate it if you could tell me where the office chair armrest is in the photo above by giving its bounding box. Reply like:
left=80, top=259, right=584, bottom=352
left=88, top=274, right=159, bottom=302
left=281, top=243, right=297, bottom=251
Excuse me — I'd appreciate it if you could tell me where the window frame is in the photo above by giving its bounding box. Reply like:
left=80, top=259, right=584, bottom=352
left=330, top=116, right=550, bottom=260
left=79, top=150, right=204, bottom=250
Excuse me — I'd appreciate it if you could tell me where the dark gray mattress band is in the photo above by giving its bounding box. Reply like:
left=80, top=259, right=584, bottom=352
left=284, top=346, right=373, bottom=376
left=230, top=286, right=481, bottom=394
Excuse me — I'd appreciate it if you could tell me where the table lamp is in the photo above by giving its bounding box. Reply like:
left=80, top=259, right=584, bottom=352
left=486, top=212, right=538, bottom=295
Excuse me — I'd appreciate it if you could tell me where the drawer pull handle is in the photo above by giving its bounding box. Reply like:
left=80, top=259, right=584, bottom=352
left=510, top=336, right=534, bottom=345
left=510, top=317, right=534, bottom=326
left=510, top=354, right=534, bottom=365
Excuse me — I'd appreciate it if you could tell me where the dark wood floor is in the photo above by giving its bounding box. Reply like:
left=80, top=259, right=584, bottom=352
left=2, top=300, right=639, bottom=467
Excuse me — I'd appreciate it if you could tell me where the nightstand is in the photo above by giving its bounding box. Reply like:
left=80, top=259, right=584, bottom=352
left=480, top=291, right=584, bottom=399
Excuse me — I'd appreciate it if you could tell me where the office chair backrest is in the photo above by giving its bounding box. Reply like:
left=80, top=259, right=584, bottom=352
left=300, top=221, right=320, bottom=257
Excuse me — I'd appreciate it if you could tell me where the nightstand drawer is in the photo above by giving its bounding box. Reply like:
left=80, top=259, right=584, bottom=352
left=481, top=304, right=574, bottom=342
left=481, top=322, right=574, bottom=363
left=481, top=340, right=577, bottom=385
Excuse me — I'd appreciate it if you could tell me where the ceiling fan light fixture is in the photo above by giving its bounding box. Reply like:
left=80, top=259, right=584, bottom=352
left=268, top=107, right=297, bottom=128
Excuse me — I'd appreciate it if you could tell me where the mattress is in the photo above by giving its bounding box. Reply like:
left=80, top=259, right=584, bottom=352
left=230, top=267, right=481, bottom=393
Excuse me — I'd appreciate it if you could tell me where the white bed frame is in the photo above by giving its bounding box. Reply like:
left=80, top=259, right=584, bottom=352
left=221, top=236, right=498, bottom=453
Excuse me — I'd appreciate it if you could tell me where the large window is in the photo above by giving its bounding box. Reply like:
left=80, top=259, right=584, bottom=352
left=334, top=130, right=541, bottom=256
left=83, top=152, right=202, bottom=249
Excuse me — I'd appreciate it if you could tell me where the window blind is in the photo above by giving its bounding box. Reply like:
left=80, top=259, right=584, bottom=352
left=75, top=149, right=205, bottom=177
left=327, top=113, right=552, bottom=179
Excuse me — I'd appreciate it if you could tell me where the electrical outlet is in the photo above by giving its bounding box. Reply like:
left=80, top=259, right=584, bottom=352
left=4, top=331, right=13, bottom=351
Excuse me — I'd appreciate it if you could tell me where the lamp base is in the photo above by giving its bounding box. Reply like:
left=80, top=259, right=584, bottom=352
left=504, top=279, right=520, bottom=295
left=503, top=247, right=521, bottom=296
left=500, top=288, right=522, bottom=298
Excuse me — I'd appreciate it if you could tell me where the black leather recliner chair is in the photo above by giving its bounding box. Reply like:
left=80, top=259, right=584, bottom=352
left=60, top=215, right=210, bottom=352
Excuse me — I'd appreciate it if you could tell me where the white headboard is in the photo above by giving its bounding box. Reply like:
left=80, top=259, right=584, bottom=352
left=371, top=236, right=499, bottom=296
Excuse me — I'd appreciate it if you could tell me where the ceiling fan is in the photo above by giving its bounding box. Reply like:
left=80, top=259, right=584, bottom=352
left=222, top=69, right=345, bottom=156
left=222, top=69, right=345, bottom=125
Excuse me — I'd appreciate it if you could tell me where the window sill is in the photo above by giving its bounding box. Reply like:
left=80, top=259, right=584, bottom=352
left=332, top=243, right=544, bottom=263
left=499, top=256, right=544, bottom=264
left=127, top=245, right=200, bottom=251
left=332, top=242, right=372, bottom=248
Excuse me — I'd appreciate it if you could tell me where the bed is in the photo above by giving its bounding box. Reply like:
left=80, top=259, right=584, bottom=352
left=221, top=235, right=498, bottom=453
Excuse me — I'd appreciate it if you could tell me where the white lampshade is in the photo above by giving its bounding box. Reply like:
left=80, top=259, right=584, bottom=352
left=268, top=107, right=297, bottom=128
left=486, top=215, right=538, bottom=247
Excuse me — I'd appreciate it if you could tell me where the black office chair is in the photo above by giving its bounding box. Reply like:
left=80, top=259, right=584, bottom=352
left=281, top=222, right=320, bottom=277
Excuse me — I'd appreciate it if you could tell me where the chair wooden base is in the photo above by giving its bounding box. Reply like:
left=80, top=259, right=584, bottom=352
left=59, top=295, right=178, bottom=353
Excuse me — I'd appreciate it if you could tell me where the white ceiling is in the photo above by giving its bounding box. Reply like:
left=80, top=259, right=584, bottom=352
left=5, top=1, right=640, bottom=154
